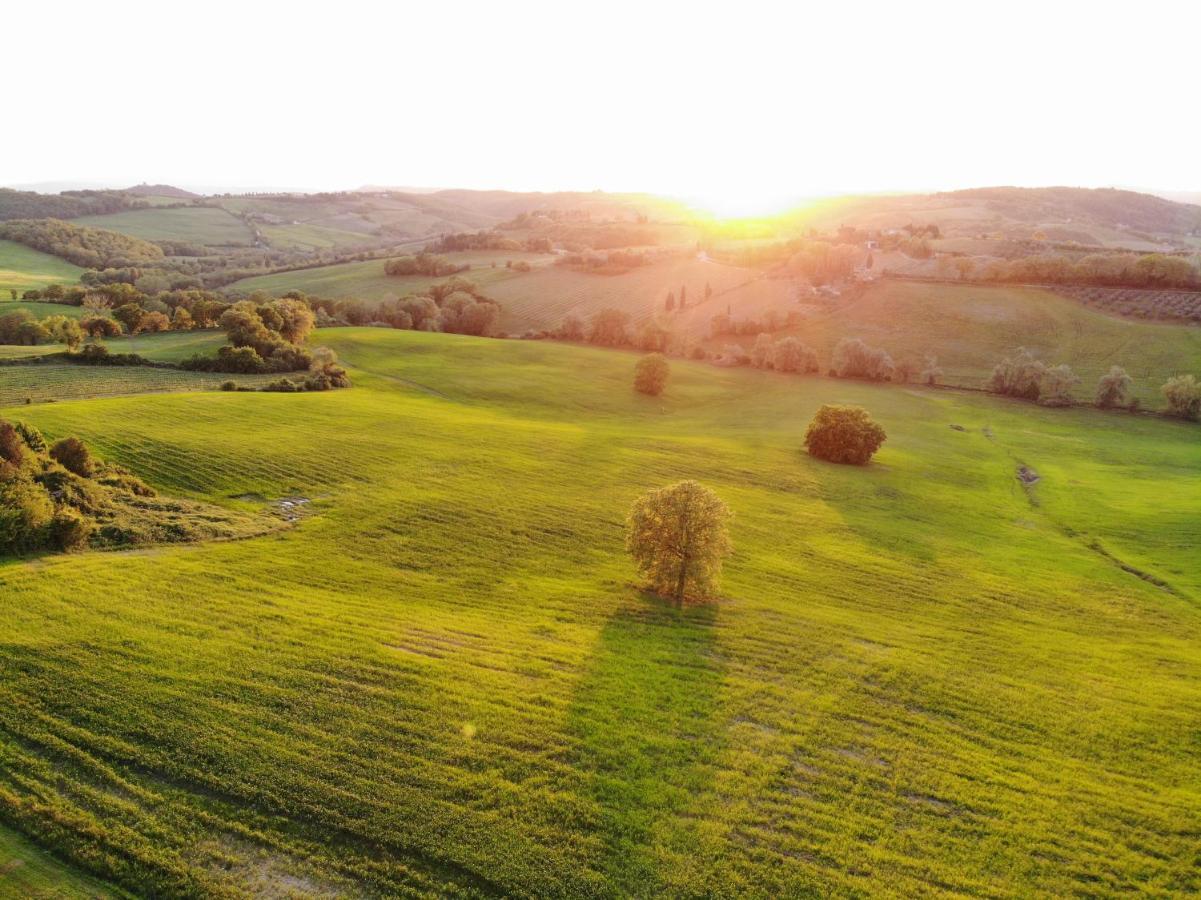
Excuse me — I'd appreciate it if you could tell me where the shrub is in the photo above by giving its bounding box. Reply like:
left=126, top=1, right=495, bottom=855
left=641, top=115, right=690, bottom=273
left=588, top=308, right=631, bottom=346
left=989, top=348, right=1046, bottom=400
left=0, top=477, right=55, bottom=553
left=49, top=508, right=94, bottom=551
left=919, top=355, right=943, bottom=386
left=750, top=333, right=774, bottom=368
left=1096, top=366, right=1132, bottom=409
left=1040, top=364, right=1079, bottom=406
left=803, top=404, right=887, bottom=465
left=832, top=338, right=894, bottom=381
left=220, top=380, right=238, bottom=392
left=557, top=314, right=585, bottom=341
left=1162, top=374, right=1201, bottom=420
left=626, top=480, right=732, bottom=605
left=0, top=422, right=24, bottom=466
left=771, top=337, right=820, bottom=374
left=13, top=422, right=46, bottom=453
left=50, top=437, right=95, bottom=477
left=634, top=353, right=670, bottom=396
left=80, top=315, right=123, bottom=338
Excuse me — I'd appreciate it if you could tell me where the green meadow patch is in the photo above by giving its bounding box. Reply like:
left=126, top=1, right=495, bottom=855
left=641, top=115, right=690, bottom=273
left=0, top=329, right=1198, bottom=896
left=0, top=241, right=84, bottom=294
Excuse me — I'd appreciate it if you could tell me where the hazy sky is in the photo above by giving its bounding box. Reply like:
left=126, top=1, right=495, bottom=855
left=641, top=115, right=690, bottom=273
left=7, top=0, right=1198, bottom=215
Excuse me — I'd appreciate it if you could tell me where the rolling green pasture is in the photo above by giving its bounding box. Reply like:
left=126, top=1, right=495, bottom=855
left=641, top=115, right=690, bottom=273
left=733, top=280, right=1201, bottom=402
left=0, top=241, right=84, bottom=294
left=73, top=208, right=254, bottom=248
left=0, top=329, right=1198, bottom=896
left=228, top=251, right=549, bottom=301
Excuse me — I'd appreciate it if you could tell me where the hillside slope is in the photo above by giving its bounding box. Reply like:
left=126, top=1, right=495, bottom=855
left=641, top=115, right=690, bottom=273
left=1, top=330, right=1197, bottom=896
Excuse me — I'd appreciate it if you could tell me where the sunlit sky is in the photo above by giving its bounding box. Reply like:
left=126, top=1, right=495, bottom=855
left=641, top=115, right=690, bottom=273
left=6, top=0, right=1199, bottom=216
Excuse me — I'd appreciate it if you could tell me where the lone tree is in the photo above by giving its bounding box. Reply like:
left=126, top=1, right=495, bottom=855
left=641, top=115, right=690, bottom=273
left=804, top=404, right=886, bottom=465
left=626, top=480, right=732, bottom=605
left=1096, top=365, right=1133, bottom=408
left=634, top=353, right=670, bottom=396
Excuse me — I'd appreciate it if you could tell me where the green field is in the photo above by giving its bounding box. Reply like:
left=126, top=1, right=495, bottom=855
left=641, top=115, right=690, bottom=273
left=0, top=329, right=1197, bottom=896
left=104, top=329, right=230, bottom=362
left=0, top=241, right=84, bottom=294
left=228, top=250, right=549, bottom=300
left=74, top=208, right=255, bottom=248
left=0, top=821, right=120, bottom=898
left=0, top=362, right=274, bottom=406
left=0, top=329, right=228, bottom=366
left=706, top=280, right=1201, bottom=402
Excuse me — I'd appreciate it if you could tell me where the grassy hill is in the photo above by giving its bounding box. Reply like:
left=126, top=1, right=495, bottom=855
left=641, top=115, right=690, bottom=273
left=75, top=207, right=255, bottom=247
left=709, top=280, right=1201, bottom=401
left=0, top=240, right=84, bottom=293
left=1, top=329, right=1197, bottom=896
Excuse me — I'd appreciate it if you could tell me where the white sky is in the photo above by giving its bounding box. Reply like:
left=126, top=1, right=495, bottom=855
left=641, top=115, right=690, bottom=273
left=6, top=0, right=1198, bottom=215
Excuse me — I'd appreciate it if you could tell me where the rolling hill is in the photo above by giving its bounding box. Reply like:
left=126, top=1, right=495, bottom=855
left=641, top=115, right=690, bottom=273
left=798, top=186, right=1201, bottom=251
left=1, top=329, right=1197, bottom=896
left=74, top=206, right=256, bottom=248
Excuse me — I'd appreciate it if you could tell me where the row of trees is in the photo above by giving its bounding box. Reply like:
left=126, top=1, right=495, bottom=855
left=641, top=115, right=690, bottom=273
left=944, top=251, right=1201, bottom=290
left=0, top=310, right=86, bottom=349
left=383, top=252, right=470, bottom=278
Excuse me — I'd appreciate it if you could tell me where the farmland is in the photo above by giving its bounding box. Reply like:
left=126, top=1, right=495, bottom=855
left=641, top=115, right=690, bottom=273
left=0, top=240, right=84, bottom=294
left=1, top=329, right=1198, bottom=896
left=0, top=361, right=273, bottom=406
left=228, top=250, right=550, bottom=301
left=712, top=280, right=1201, bottom=402
left=74, top=207, right=256, bottom=248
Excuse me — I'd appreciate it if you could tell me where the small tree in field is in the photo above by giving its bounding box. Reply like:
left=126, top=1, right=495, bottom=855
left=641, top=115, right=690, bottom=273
left=626, top=480, right=732, bottom=605
left=1096, top=366, right=1132, bottom=408
left=804, top=405, right=886, bottom=465
left=1162, top=374, right=1201, bottom=420
left=634, top=353, right=669, bottom=395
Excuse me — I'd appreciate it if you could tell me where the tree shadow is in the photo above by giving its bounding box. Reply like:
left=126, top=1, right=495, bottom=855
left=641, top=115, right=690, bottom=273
left=566, top=592, right=724, bottom=893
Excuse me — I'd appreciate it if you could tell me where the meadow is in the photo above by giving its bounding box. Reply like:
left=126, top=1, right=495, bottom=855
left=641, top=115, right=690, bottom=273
left=0, top=241, right=84, bottom=295
left=74, top=208, right=255, bottom=248
left=0, top=329, right=1198, bottom=897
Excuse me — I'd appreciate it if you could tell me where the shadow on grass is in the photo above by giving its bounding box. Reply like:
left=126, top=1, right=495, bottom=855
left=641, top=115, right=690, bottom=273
left=567, top=593, right=723, bottom=892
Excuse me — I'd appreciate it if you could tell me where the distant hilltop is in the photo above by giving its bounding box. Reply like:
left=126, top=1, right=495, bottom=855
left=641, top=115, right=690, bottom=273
left=123, top=183, right=200, bottom=200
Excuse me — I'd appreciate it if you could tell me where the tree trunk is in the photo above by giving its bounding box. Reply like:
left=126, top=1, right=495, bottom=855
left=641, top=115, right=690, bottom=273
left=674, top=552, right=688, bottom=608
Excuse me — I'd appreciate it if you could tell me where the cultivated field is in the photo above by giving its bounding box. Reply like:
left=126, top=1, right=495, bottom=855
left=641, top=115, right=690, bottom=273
left=0, top=240, right=84, bottom=294
left=74, top=207, right=256, bottom=247
left=1, top=329, right=1197, bottom=897
left=0, top=361, right=274, bottom=406
left=722, top=280, right=1201, bottom=401
left=228, top=250, right=550, bottom=301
